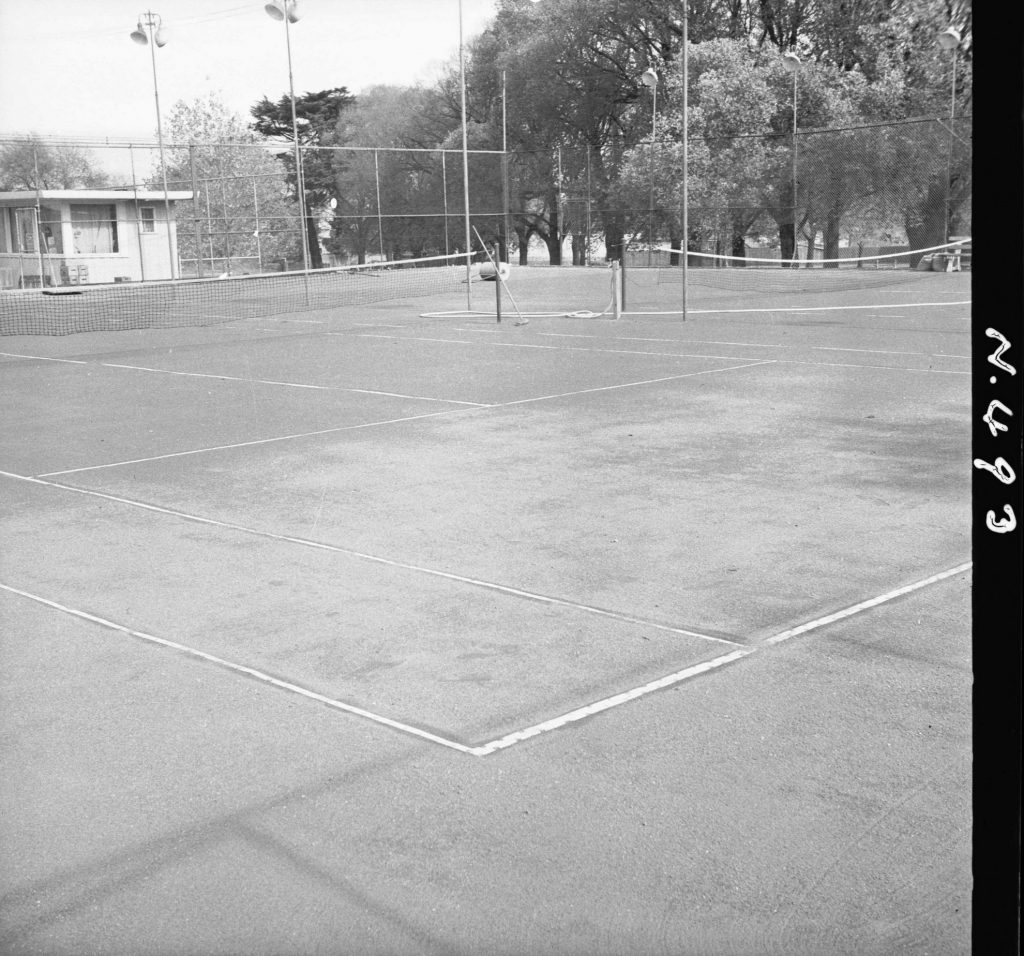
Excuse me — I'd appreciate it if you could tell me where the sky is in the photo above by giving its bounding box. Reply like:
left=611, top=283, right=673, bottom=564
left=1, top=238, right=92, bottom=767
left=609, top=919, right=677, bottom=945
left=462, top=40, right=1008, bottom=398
left=0, top=0, right=500, bottom=147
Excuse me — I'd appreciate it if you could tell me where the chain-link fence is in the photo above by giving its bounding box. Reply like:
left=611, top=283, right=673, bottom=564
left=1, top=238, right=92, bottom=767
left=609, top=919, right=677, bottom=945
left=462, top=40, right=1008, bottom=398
left=0, top=116, right=970, bottom=287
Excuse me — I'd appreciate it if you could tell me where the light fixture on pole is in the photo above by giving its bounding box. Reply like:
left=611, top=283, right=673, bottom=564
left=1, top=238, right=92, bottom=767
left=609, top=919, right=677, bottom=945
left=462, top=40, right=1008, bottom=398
left=265, top=0, right=312, bottom=272
left=458, top=0, right=473, bottom=309
left=937, top=26, right=961, bottom=244
left=782, top=52, right=801, bottom=266
left=641, top=67, right=658, bottom=267
left=130, top=11, right=176, bottom=279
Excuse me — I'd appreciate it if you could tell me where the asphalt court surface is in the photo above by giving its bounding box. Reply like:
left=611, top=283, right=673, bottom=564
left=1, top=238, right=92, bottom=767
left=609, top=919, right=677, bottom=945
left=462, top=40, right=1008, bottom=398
left=1, top=282, right=971, bottom=749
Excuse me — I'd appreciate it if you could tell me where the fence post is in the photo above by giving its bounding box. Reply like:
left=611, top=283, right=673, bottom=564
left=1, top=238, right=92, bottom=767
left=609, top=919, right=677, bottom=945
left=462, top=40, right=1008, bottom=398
left=189, top=145, right=202, bottom=278
left=374, top=149, right=385, bottom=261
left=130, top=144, right=147, bottom=282
left=441, top=151, right=450, bottom=256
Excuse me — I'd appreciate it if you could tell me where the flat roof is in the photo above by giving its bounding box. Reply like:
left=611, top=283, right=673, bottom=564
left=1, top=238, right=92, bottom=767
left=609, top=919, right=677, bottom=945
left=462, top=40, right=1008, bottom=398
left=0, top=189, right=194, bottom=202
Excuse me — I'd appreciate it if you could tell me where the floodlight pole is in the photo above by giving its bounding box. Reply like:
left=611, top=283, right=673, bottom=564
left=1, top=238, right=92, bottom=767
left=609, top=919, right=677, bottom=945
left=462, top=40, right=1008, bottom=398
left=782, top=52, right=801, bottom=266
left=680, top=4, right=688, bottom=320
left=282, top=4, right=311, bottom=271
left=459, top=0, right=473, bottom=309
left=641, top=68, right=658, bottom=269
left=131, top=11, right=177, bottom=279
left=937, top=26, right=961, bottom=244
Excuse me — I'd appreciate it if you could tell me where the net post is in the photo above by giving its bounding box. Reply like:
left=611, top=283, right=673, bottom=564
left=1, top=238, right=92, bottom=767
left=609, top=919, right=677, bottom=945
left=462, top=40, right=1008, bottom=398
left=610, top=261, right=621, bottom=319
left=620, top=252, right=627, bottom=312
left=495, top=252, right=503, bottom=324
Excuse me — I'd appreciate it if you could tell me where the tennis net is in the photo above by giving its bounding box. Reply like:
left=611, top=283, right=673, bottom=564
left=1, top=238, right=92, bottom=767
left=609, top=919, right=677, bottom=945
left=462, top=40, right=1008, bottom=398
left=646, top=241, right=971, bottom=296
left=0, top=252, right=474, bottom=336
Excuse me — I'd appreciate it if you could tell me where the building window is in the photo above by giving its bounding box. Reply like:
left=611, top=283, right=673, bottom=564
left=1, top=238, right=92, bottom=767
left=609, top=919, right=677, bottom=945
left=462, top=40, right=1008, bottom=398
left=70, top=204, right=118, bottom=254
left=140, top=206, right=156, bottom=233
left=13, top=208, right=37, bottom=253
left=39, top=205, right=63, bottom=254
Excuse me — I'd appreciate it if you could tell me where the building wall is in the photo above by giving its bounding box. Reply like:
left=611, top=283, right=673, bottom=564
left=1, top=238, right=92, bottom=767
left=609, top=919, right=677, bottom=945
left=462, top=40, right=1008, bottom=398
left=0, top=199, right=181, bottom=288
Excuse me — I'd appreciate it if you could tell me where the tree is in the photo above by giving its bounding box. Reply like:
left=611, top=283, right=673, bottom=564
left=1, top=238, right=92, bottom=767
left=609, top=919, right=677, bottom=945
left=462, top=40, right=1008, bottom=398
left=251, top=88, right=356, bottom=268
left=161, top=93, right=303, bottom=275
left=0, top=136, right=109, bottom=190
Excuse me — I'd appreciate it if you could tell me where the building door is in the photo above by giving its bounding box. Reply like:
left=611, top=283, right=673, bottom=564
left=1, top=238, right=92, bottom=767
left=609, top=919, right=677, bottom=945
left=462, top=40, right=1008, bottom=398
left=138, top=206, right=171, bottom=280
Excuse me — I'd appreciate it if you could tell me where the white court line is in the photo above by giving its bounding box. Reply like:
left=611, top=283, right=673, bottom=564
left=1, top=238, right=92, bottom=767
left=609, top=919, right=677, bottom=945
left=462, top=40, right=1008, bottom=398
left=625, top=300, right=971, bottom=316
left=35, top=356, right=776, bottom=477
left=97, top=362, right=488, bottom=406
left=0, top=582, right=476, bottom=755
left=0, top=351, right=89, bottom=365
left=535, top=333, right=962, bottom=359
left=0, top=470, right=740, bottom=648
left=471, top=649, right=754, bottom=755
left=761, top=561, right=973, bottom=646
left=37, top=408, right=477, bottom=477
left=358, top=332, right=966, bottom=376
left=497, top=361, right=776, bottom=406
left=470, top=560, right=972, bottom=755
left=356, top=332, right=774, bottom=364
left=0, top=559, right=971, bottom=757
left=777, top=359, right=969, bottom=375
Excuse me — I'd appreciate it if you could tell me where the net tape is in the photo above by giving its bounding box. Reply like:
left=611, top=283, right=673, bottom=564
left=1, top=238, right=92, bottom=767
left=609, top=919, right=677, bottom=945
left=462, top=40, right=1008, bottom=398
left=644, top=241, right=970, bottom=294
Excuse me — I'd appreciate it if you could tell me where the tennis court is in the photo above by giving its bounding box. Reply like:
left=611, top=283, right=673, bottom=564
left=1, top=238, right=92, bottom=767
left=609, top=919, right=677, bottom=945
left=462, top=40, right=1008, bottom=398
left=0, top=263, right=971, bottom=954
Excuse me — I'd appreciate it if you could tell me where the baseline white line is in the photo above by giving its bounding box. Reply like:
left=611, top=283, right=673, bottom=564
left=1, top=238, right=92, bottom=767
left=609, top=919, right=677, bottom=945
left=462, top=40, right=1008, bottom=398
left=0, top=582, right=475, bottom=755
left=762, top=561, right=972, bottom=646
left=0, top=351, right=89, bottom=365
left=97, top=362, right=487, bottom=406
left=472, top=560, right=972, bottom=755
left=37, top=408, right=476, bottom=477
left=471, top=649, right=754, bottom=755
left=624, top=300, right=971, bottom=316
left=0, top=470, right=740, bottom=648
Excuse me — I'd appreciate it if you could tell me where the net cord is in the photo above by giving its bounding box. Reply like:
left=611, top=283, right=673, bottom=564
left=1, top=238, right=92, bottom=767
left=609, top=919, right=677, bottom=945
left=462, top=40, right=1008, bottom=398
left=651, top=239, right=970, bottom=267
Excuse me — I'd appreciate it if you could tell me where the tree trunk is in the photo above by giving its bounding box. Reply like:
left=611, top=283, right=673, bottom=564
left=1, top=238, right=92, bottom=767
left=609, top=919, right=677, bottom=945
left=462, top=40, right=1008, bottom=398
left=571, top=233, right=585, bottom=266
left=905, top=174, right=948, bottom=264
left=604, top=212, right=625, bottom=262
left=731, top=229, right=746, bottom=263
left=778, top=221, right=795, bottom=267
left=514, top=223, right=533, bottom=265
left=305, top=215, right=323, bottom=269
left=822, top=208, right=841, bottom=267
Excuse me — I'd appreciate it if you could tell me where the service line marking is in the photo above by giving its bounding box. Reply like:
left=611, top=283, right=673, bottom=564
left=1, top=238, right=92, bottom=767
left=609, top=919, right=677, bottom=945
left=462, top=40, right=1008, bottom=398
left=0, top=582, right=476, bottom=755
left=497, top=361, right=776, bottom=406
left=0, top=470, right=741, bottom=648
left=356, top=332, right=776, bottom=364
left=95, top=362, right=488, bottom=406
left=33, top=357, right=776, bottom=477
left=36, top=407, right=480, bottom=477
left=535, top=333, right=966, bottom=360
left=0, top=351, right=89, bottom=365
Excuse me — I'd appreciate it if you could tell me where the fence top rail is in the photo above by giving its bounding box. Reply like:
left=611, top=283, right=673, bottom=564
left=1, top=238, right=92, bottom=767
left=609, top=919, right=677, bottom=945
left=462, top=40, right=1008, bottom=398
left=0, top=137, right=507, bottom=156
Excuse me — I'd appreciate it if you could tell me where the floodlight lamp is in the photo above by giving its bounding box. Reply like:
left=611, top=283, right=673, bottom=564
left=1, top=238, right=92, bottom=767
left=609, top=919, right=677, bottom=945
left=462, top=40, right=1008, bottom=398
left=130, top=23, right=148, bottom=44
left=154, top=25, right=168, bottom=46
left=265, top=1, right=286, bottom=21
left=286, top=1, right=302, bottom=22
left=937, top=26, right=961, bottom=51
left=641, top=68, right=658, bottom=89
left=782, top=52, right=801, bottom=73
